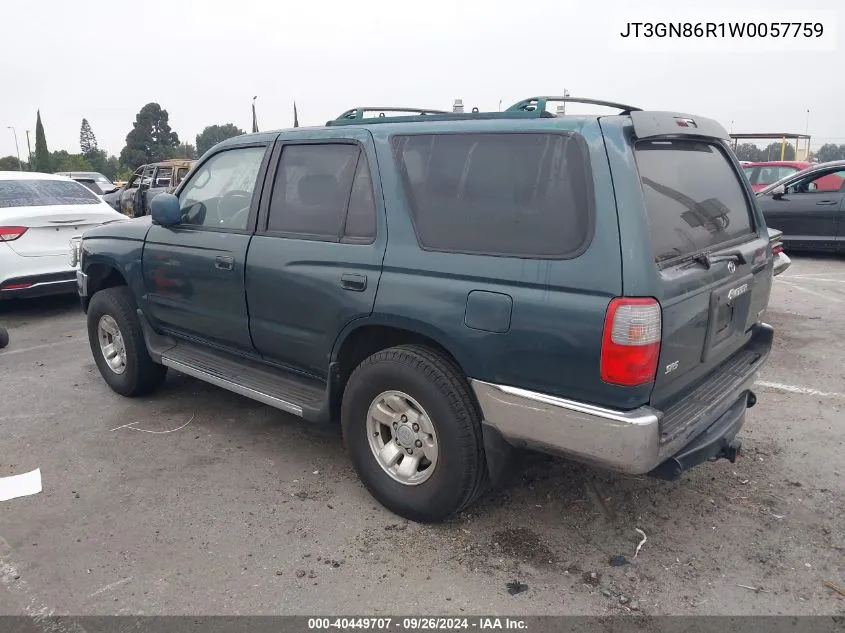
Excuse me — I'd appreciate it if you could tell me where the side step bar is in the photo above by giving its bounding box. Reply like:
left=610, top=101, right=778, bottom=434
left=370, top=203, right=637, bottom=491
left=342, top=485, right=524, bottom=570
left=159, top=342, right=326, bottom=421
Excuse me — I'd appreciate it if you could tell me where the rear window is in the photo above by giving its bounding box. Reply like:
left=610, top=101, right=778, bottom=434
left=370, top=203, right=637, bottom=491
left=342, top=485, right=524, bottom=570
left=635, top=140, right=754, bottom=264
left=0, top=179, right=101, bottom=208
left=391, top=132, right=594, bottom=258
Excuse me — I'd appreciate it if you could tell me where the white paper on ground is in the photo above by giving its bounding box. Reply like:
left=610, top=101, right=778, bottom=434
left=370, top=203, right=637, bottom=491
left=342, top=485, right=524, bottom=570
left=0, top=468, right=42, bottom=502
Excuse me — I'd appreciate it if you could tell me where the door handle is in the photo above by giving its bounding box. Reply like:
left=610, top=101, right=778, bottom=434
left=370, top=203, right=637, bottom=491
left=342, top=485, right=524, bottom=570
left=815, top=200, right=839, bottom=206
left=214, top=255, right=234, bottom=271
left=340, top=273, right=367, bottom=291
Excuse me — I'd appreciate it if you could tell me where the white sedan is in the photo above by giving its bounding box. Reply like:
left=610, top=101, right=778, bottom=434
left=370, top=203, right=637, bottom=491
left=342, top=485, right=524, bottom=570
left=1, top=172, right=127, bottom=300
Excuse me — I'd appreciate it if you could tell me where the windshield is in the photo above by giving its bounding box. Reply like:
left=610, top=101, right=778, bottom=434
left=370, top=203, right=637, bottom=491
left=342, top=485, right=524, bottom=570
left=0, top=179, right=101, bottom=208
left=743, top=165, right=799, bottom=186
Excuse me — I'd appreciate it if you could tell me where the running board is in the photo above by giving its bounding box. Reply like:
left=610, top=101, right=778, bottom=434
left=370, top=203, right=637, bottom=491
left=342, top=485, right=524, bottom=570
left=160, top=344, right=326, bottom=420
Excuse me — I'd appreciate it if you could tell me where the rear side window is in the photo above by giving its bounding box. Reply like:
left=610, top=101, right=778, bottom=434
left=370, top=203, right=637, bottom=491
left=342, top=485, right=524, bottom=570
left=391, top=133, right=594, bottom=258
left=268, top=144, right=360, bottom=238
left=635, top=141, right=754, bottom=264
left=0, top=179, right=100, bottom=208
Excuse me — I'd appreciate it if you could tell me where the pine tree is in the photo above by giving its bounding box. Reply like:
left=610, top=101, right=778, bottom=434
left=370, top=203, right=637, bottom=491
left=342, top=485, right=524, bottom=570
left=34, top=110, right=51, bottom=172
left=80, top=118, right=98, bottom=155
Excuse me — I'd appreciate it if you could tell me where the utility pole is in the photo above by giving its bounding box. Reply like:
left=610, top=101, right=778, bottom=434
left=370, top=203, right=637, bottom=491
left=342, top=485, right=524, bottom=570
left=6, top=127, right=22, bottom=170
left=805, top=109, right=811, bottom=159
left=25, top=130, right=33, bottom=169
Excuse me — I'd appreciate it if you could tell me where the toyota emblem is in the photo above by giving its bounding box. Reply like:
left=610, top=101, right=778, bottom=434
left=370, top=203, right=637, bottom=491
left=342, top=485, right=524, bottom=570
left=727, top=261, right=737, bottom=274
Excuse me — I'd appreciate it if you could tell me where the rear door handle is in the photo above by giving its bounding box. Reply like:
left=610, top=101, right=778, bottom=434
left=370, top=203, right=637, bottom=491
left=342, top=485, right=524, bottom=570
left=340, top=273, right=367, bottom=291
left=815, top=200, right=839, bottom=206
left=214, top=255, right=234, bottom=271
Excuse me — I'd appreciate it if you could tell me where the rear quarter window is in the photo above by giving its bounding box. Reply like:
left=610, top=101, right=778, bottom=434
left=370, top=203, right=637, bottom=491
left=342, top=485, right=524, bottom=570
left=634, top=140, right=754, bottom=264
left=391, top=132, right=595, bottom=258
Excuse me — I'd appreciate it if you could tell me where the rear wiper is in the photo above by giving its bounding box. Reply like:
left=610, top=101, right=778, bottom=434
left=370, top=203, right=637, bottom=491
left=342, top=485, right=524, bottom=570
left=692, top=250, right=747, bottom=270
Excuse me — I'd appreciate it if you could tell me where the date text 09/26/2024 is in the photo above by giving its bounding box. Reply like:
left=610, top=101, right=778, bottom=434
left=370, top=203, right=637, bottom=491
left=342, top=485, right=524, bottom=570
left=620, top=22, right=824, bottom=38
left=307, top=618, right=528, bottom=630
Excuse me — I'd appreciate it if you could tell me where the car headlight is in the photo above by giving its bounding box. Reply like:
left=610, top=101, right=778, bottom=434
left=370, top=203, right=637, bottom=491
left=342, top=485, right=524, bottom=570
left=69, top=236, right=82, bottom=267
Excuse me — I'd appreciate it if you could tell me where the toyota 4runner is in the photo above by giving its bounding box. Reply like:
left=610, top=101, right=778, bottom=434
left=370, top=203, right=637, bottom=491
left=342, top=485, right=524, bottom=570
left=72, top=97, right=774, bottom=522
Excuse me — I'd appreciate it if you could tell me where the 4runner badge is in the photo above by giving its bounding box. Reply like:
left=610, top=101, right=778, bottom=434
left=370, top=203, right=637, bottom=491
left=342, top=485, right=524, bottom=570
left=728, top=284, right=749, bottom=303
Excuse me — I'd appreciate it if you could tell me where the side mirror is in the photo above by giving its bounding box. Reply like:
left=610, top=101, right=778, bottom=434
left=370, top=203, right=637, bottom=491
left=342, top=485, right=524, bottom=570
left=772, top=184, right=786, bottom=199
left=150, top=193, right=181, bottom=227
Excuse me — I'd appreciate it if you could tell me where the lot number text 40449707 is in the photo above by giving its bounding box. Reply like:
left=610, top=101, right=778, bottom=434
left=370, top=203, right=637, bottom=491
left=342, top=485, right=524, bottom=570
left=307, top=618, right=528, bottom=630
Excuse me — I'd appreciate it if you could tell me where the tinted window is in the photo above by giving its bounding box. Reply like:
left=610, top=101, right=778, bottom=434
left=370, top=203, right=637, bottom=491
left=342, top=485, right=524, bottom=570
left=0, top=179, right=101, bottom=208
left=178, top=146, right=265, bottom=230
left=343, top=153, right=377, bottom=241
left=634, top=140, right=754, bottom=263
left=392, top=133, right=593, bottom=257
left=268, top=144, right=359, bottom=237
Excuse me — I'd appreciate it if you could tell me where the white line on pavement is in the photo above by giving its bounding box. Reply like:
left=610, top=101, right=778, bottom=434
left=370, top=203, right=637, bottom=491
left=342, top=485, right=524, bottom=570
left=88, top=576, right=133, bottom=598
left=0, top=338, right=84, bottom=357
left=756, top=380, right=845, bottom=399
left=780, top=276, right=845, bottom=283
left=775, top=279, right=844, bottom=303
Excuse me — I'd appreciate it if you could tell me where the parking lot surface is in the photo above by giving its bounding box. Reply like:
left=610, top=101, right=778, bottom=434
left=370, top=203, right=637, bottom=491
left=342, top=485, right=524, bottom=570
left=1, top=255, right=843, bottom=617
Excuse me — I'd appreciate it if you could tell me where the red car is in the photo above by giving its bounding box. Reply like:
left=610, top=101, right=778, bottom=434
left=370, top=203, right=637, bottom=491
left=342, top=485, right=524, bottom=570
left=742, top=161, right=811, bottom=192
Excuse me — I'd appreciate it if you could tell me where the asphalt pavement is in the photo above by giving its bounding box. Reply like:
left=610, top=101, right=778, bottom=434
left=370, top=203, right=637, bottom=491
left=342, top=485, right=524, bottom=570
left=0, top=255, right=842, bottom=617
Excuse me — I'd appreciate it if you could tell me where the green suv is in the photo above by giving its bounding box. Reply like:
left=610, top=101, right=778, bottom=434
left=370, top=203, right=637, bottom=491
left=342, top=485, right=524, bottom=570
left=74, top=97, right=774, bottom=522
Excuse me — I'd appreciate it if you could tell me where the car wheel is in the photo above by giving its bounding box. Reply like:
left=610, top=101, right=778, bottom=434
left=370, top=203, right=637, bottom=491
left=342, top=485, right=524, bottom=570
left=87, top=286, right=167, bottom=397
left=0, top=326, right=8, bottom=349
left=341, top=344, right=487, bottom=523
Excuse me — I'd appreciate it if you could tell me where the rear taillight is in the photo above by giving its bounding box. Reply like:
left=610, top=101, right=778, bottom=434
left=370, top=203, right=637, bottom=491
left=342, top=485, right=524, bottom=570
left=772, top=244, right=784, bottom=255
left=0, top=226, right=27, bottom=242
left=601, top=298, right=662, bottom=386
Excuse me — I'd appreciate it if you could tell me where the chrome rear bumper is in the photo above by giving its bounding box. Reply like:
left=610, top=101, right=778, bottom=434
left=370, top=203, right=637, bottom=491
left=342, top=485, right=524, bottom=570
left=471, top=323, right=772, bottom=475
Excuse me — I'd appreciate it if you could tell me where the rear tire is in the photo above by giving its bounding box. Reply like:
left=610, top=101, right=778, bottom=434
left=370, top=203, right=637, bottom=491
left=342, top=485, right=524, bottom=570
left=0, top=326, right=8, bottom=349
left=87, top=287, right=167, bottom=397
left=341, top=344, right=487, bottom=523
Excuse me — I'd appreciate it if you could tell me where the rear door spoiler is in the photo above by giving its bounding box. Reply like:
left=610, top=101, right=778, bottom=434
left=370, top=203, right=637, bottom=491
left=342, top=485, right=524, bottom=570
left=631, top=111, right=730, bottom=141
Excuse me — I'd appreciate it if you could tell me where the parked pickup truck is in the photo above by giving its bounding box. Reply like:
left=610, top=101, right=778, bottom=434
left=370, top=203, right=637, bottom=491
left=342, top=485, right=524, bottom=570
left=73, top=99, right=774, bottom=522
left=101, top=159, right=196, bottom=218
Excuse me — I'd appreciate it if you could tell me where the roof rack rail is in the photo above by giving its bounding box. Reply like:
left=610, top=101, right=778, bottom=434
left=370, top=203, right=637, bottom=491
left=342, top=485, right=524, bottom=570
left=327, top=106, right=452, bottom=126
left=507, top=96, right=642, bottom=115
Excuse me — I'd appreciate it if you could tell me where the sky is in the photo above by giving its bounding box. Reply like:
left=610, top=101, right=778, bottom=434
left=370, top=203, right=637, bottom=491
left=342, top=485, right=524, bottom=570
left=0, top=0, right=841, bottom=162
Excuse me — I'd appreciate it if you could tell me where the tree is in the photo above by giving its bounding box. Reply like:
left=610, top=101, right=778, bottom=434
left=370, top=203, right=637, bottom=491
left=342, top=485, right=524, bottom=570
left=119, top=102, right=180, bottom=169
left=103, top=155, right=121, bottom=180
left=815, top=143, right=845, bottom=163
left=762, top=142, right=795, bottom=161
left=34, top=110, right=51, bottom=172
left=0, top=155, right=28, bottom=171
left=734, top=143, right=765, bottom=162
left=195, top=124, right=245, bottom=157
left=172, top=142, right=198, bottom=160
left=80, top=118, right=98, bottom=155
left=50, top=151, right=93, bottom=172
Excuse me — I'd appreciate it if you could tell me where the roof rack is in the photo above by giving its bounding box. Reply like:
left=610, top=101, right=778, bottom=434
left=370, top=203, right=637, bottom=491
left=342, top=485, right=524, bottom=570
left=507, top=96, right=642, bottom=115
left=327, top=106, right=452, bottom=126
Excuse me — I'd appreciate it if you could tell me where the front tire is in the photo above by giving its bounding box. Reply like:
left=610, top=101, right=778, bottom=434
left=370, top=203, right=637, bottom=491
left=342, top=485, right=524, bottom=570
left=341, top=345, right=487, bottom=523
left=87, top=287, right=167, bottom=397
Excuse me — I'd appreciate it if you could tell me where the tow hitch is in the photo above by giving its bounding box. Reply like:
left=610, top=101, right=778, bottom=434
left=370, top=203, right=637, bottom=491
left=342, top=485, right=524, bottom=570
left=648, top=392, right=750, bottom=480
left=719, top=438, right=742, bottom=464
